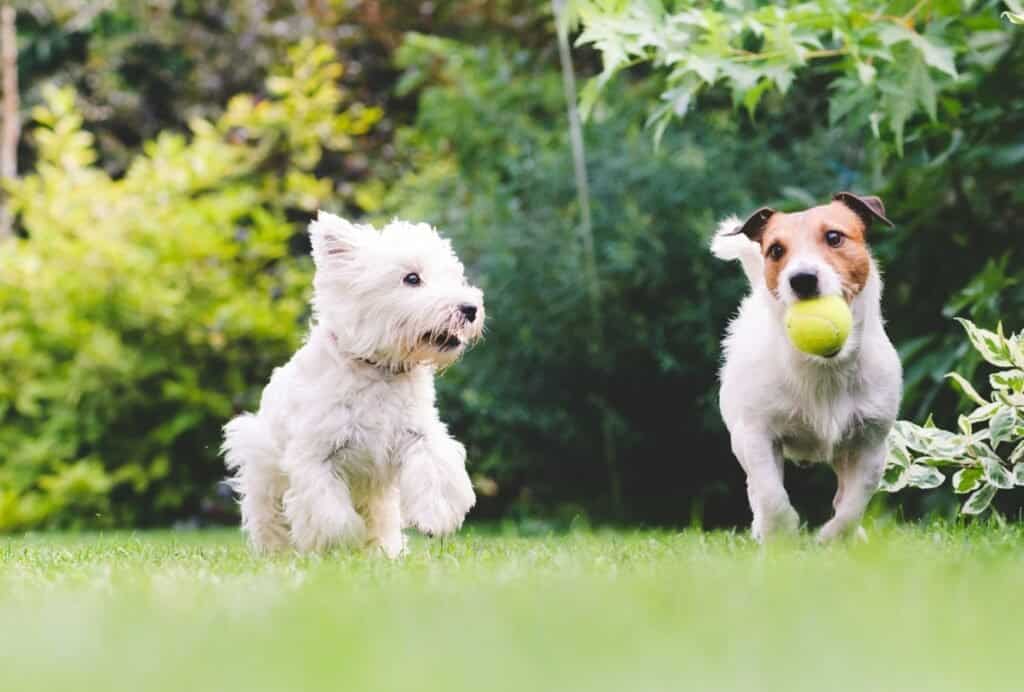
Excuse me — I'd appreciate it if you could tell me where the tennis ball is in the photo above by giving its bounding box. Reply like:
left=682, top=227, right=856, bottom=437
left=784, top=295, right=852, bottom=357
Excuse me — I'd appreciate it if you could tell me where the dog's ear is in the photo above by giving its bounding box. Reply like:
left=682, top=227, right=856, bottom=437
left=308, top=211, right=371, bottom=265
left=833, top=192, right=894, bottom=229
left=728, top=207, right=776, bottom=244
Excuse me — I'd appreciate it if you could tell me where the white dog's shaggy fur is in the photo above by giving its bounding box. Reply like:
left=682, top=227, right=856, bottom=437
left=712, top=194, right=902, bottom=542
left=222, top=212, right=484, bottom=557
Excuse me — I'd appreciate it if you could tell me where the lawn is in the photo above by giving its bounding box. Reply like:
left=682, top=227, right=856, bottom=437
left=1, top=523, right=1021, bottom=692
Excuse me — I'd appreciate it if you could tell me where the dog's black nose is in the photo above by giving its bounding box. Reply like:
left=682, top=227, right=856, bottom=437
left=789, top=272, right=819, bottom=299
left=459, top=304, right=478, bottom=323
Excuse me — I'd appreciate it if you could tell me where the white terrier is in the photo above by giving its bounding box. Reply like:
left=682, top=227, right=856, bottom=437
left=222, top=212, right=484, bottom=557
left=712, top=192, right=902, bottom=542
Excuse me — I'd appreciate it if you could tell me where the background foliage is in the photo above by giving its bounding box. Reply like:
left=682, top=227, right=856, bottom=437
left=0, top=1, right=1021, bottom=530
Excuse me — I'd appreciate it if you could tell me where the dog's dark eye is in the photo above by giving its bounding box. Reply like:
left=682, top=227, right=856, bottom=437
left=403, top=272, right=421, bottom=286
left=767, top=243, right=785, bottom=261
left=825, top=230, right=844, bottom=248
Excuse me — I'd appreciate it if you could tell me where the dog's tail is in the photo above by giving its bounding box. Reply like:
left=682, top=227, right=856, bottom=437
left=222, top=413, right=279, bottom=487
left=710, top=216, right=762, bottom=286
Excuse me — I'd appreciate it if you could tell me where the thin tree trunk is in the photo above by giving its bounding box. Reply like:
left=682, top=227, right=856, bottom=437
left=0, top=4, right=18, bottom=240
left=552, top=0, right=623, bottom=520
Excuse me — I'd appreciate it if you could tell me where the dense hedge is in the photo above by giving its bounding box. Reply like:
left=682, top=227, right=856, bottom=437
left=0, top=43, right=374, bottom=529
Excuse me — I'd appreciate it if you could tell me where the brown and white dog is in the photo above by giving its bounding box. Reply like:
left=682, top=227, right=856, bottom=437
left=711, top=193, right=902, bottom=542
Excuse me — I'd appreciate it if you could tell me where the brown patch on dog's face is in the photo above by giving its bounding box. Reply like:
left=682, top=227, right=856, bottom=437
left=758, top=202, right=872, bottom=301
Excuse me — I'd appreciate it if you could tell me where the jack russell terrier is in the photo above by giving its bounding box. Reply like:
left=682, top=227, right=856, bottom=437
left=712, top=192, right=902, bottom=542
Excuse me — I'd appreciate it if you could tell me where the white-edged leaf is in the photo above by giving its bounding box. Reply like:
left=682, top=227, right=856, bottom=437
left=1010, top=334, right=1024, bottom=369
left=905, top=464, right=946, bottom=489
left=968, top=402, right=1002, bottom=423
left=953, top=466, right=983, bottom=494
left=886, top=437, right=911, bottom=468
left=895, top=421, right=966, bottom=456
left=945, top=372, right=988, bottom=406
left=957, top=318, right=1014, bottom=367
left=961, top=483, right=997, bottom=515
left=879, top=464, right=907, bottom=493
left=994, top=389, right=1024, bottom=408
left=958, top=415, right=972, bottom=436
left=1004, top=11, right=1024, bottom=24
left=1011, top=439, right=1024, bottom=464
left=916, top=456, right=965, bottom=468
left=982, top=457, right=1014, bottom=489
left=989, top=406, right=1017, bottom=446
left=1013, top=462, right=1024, bottom=486
left=968, top=440, right=1002, bottom=463
left=990, top=369, right=1024, bottom=392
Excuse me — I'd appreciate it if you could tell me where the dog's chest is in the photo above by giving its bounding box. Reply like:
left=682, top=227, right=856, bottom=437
left=325, top=372, right=432, bottom=471
left=773, top=373, right=865, bottom=463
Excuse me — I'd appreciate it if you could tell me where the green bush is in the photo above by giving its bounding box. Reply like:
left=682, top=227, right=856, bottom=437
left=882, top=319, right=1024, bottom=515
left=0, top=41, right=378, bottom=530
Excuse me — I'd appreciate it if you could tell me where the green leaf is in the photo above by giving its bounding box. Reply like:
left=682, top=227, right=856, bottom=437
left=982, top=458, right=1014, bottom=489
left=945, top=372, right=988, bottom=407
left=961, top=483, right=997, bottom=515
left=908, top=53, right=937, bottom=122
left=855, top=61, right=876, bottom=85
left=953, top=466, right=983, bottom=494
left=989, top=406, right=1017, bottom=447
left=1004, top=11, right=1024, bottom=24
left=905, top=464, right=946, bottom=489
left=877, top=24, right=957, bottom=78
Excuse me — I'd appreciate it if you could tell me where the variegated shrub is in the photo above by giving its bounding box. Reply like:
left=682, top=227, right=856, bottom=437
left=882, top=319, right=1024, bottom=515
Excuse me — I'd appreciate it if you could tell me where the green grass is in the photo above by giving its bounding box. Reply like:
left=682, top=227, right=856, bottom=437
left=1, top=523, right=1022, bottom=692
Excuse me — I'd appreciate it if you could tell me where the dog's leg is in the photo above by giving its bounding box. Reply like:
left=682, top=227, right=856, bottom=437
left=731, top=425, right=799, bottom=541
left=399, top=427, right=475, bottom=537
left=818, top=441, right=885, bottom=542
left=237, top=465, right=291, bottom=553
left=222, top=413, right=290, bottom=553
left=365, top=482, right=406, bottom=559
left=281, top=442, right=366, bottom=553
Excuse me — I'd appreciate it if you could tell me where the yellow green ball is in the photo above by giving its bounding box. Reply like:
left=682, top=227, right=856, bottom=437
left=784, top=295, right=852, bottom=357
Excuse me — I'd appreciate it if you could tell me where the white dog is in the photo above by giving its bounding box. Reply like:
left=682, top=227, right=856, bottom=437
left=712, top=192, right=902, bottom=542
left=222, top=212, right=484, bottom=557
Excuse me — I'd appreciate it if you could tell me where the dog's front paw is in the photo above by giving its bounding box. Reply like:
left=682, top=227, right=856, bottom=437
left=368, top=532, right=408, bottom=559
left=400, top=464, right=475, bottom=537
left=817, top=518, right=868, bottom=544
left=402, top=481, right=476, bottom=537
left=287, top=499, right=367, bottom=554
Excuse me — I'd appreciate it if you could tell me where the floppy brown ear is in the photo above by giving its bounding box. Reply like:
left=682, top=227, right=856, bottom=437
left=833, top=191, right=894, bottom=228
left=728, top=207, right=776, bottom=244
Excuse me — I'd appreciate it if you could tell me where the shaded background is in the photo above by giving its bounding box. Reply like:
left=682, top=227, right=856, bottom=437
left=0, top=0, right=1021, bottom=531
